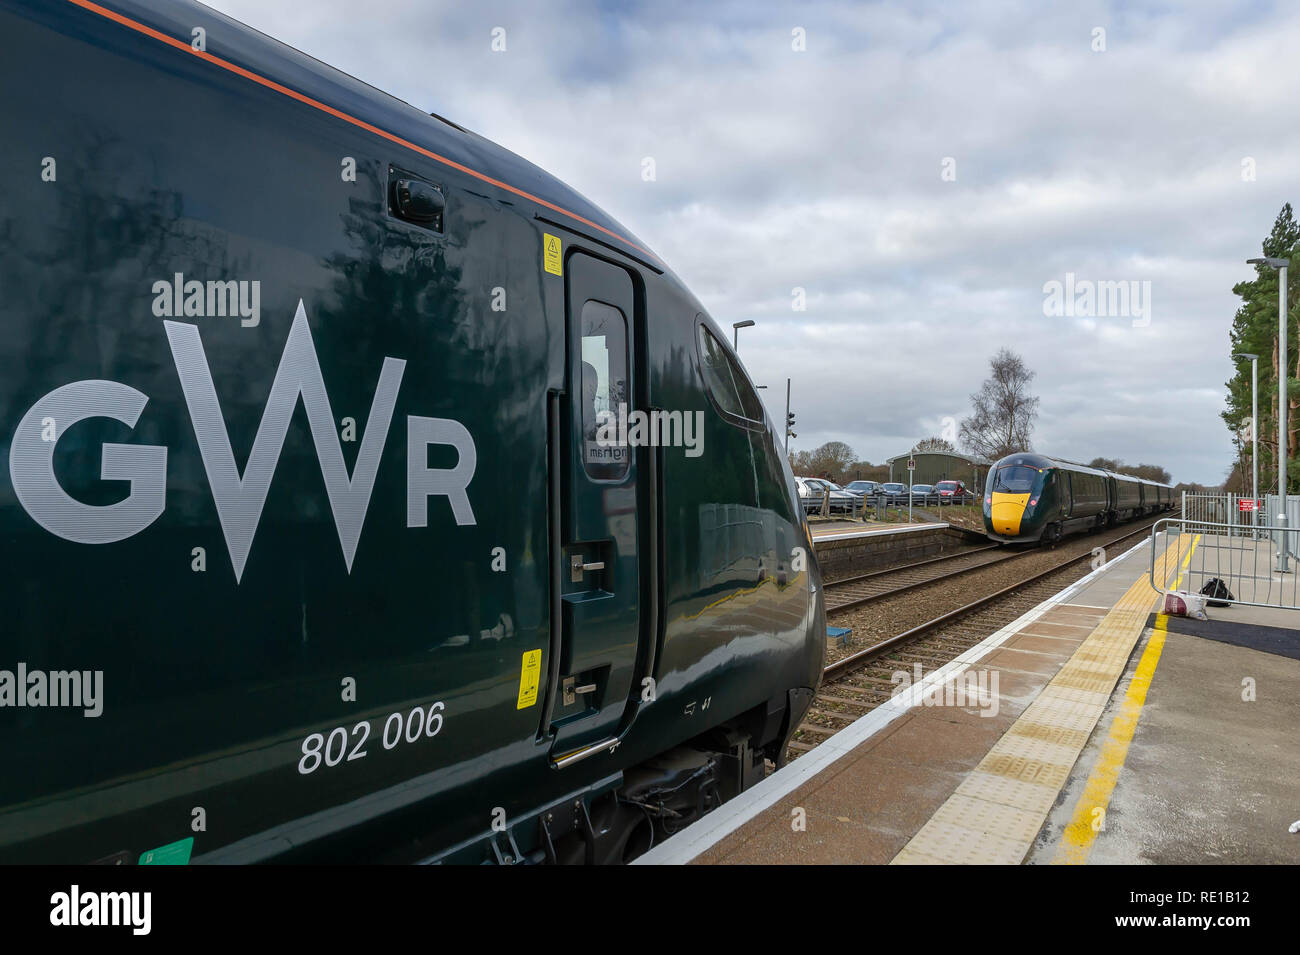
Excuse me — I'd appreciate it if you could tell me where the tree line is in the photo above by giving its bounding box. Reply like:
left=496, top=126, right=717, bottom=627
left=788, top=348, right=1174, bottom=487
left=1224, top=202, right=1300, bottom=495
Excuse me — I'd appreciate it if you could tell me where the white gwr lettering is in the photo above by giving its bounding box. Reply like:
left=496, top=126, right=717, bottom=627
left=9, top=300, right=476, bottom=581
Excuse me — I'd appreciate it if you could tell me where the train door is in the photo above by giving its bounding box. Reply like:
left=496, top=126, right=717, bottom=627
left=1061, top=472, right=1073, bottom=521
left=546, top=252, right=643, bottom=759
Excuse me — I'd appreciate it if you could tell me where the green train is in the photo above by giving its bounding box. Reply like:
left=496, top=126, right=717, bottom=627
left=0, top=0, right=825, bottom=863
left=984, top=453, right=1174, bottom=545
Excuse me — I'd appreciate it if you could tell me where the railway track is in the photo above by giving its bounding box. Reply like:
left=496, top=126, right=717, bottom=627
left=788, top=519, right=1157, bottom=760
left=823, top=543, right=1010, bottom=613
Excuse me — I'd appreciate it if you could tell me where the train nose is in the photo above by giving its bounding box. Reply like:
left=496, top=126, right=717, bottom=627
left=990, top=492, right=1030, bottom=536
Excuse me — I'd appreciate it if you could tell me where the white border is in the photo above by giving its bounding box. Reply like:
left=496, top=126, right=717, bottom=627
left=632, top=537, right=1152, bottom=864
left=813, top=523, right=951, bottom=542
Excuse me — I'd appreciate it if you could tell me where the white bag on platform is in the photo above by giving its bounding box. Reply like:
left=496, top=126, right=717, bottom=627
left=1162, top=590, right=1208, bottom=621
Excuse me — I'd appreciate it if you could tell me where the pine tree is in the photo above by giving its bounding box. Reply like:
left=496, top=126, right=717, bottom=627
left=1225, top=203, right=1300, bottom=493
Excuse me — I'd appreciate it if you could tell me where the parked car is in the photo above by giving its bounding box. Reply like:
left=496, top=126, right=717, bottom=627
left=910, top=484, right=936, bottom=504
left=844, top=480, right=881, bottom=497
left=799, top=477, right=857, bottom=514
left=810, top=478, right=859, bottom=514
left=880, top=482, right=908, bottom=501
left=934, top=480, right=971, bottom=501
left=794, top=477, right=820, bottom=514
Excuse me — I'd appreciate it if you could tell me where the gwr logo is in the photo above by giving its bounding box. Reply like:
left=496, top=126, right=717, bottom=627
left=8, top=302, right=477, bottom=582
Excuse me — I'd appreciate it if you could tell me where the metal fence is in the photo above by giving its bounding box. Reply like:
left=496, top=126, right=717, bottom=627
left=1149, top=518, right=1300, bottom=611
left=1179, top=492, right=1261, bottom=533
left=1263, top=493, right=1300, bottom=532
left=805, top=489, right=978, bottom=522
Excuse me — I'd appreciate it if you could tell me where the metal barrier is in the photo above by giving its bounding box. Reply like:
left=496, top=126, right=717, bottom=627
left=1180, top=492, right=1260, bottom=534
left=1148, top=518, right=1300, bottom=610
left=1263, top=493, right=1300, bottom=535
left=846, top=493, right=978, bottom=522
left=809, top=492, right=981, bottom=523
left=850, top=493, right=883, bottom=521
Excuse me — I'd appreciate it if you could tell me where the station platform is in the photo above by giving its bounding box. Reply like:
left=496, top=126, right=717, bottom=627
left=810, top=521, right=978, bottom=580
left=636, top=529, right=1300, bottom=865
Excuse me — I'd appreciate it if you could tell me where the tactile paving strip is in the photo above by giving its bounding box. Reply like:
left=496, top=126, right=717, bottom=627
left=892, top=534, right=1191, bottom=865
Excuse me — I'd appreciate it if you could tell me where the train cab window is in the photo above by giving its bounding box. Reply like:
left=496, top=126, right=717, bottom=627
left=993, top=465, right=1037, bottom=493
left=697, top=322, right=764, bottom=428
left=579, top=300, right=630, bottom=480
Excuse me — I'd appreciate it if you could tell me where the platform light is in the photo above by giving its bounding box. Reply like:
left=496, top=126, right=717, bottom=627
left=732, top=319, right=755, bottom=351
left=1246, top=257, right=1291, bottom=571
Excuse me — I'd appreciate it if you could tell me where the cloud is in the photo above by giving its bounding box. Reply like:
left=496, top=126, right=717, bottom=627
left=198, top=0, right=1300, bottom=484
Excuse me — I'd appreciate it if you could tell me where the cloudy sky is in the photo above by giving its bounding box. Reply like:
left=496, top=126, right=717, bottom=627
left=203, top=0, right=1300, bottom=485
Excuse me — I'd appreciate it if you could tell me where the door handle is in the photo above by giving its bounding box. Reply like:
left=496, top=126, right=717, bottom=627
left=562, top=676, right=599, bottom=706
left=569, top=554, right=605, bottom=582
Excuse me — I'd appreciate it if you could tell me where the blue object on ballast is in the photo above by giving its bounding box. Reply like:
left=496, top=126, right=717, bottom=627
left=826, top=626, right=851, bottom=647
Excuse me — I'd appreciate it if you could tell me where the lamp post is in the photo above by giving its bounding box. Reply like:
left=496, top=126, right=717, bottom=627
left=732, top=319, right=755, bottom=351
left=1233, top=351, right=1259, bottom=535
left=1247, top=257, right=1290, bottom=570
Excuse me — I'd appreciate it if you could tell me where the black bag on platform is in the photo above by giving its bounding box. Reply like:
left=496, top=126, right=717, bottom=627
left=1199, top=578, right=1235, bottom=607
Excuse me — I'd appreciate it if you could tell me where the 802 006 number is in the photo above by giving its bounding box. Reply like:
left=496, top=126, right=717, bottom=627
left=298, top=701, right=445, bottom=775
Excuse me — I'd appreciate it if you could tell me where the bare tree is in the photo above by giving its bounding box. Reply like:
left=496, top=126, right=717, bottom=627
left=805, top=441, right=857, bottom=481
left=913, top=436, right=956, bottom=453
left=959, top=349, right=1039, bottom=460
left=1088, top=457, right=1172, bottom=484
left=791, top=442, right=857, bottom=481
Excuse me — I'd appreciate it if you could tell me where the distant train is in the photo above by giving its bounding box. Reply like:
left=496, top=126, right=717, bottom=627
left=984, top=453, right=1174, bottom=545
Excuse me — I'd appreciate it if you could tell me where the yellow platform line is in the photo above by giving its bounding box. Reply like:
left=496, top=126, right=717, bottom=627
left=1050, top=533, right=1200, bottom=864
left=890, top=533, right=1191, bottom=865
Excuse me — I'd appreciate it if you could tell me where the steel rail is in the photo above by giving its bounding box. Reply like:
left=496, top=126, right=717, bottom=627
left=823, top=545, right=1015, bottom=613
left=824, top=544, right=1000, bottom=589
left=821, top=520, right=1155, bottom=682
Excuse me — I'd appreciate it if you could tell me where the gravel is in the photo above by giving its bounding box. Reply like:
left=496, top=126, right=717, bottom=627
left=820, top=541, right=993, bottom=585
left=822, top=521, right=1154, bottom=668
